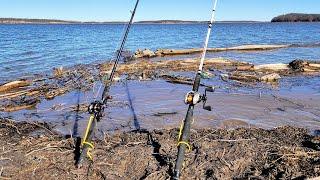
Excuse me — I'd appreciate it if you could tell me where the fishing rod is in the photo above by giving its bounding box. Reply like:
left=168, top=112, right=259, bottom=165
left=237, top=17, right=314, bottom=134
left=76, top=0, right=140, bottom=167
left=172, top=0, right=218, bottom=179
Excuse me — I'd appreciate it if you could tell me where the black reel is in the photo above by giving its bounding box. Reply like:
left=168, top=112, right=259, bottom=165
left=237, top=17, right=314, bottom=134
left=88, top=101, right=104, bottom=120
left=184, top=86, right=215, bottom=111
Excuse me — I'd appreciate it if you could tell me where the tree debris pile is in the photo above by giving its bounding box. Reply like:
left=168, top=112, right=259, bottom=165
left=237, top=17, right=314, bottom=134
left=1, top=119, right=319, bottom=179
left=100, top=58, right=250, bottom=80
left=0, top=64, right=98, bottom=112
left=101, top=58, right=320, bottom=84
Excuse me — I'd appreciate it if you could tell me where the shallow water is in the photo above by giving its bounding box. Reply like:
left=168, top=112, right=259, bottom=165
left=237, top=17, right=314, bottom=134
left=1, top=23, right=320, bottom=82
left=3, top=79, right=320, bottom=135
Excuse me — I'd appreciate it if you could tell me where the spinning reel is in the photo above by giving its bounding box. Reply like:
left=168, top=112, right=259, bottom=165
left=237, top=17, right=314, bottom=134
left=88, top=101, right=104, bottom=120
left=184, top=86, right=215, bottom=111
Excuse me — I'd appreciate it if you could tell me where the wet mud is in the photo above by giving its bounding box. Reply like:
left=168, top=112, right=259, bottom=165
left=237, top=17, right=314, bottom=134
left=0, top=119, right=320, bottom=179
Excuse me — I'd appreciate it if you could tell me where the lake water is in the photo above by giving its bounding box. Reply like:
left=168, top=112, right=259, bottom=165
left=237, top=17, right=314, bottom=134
left=0, top=22, right=320, bottom=83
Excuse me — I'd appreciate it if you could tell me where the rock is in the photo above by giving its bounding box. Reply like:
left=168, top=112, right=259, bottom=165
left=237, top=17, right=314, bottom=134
left=260, top=73, right=281, bottom=82
left=118, top=50, right=133, bottom=62
left=200, top=71, right=214, bottom=79
left=113, top=76, right=121, bottom=82
left=133, top=49, right=156, bottom=59
left=220, top=74, right=229, bottom=81
left=289, top=59, right=309, bottom=72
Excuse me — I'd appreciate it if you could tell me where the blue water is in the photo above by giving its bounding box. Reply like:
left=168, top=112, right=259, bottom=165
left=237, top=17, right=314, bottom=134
left=0, top=22, right=320, bottom=83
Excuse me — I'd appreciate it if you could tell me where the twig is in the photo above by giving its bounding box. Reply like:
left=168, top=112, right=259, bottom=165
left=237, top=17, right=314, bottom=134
left=211, top=138, right=257, bottom=142
left=25, top=145, right=61, bottom=156
left=0, top=176, right=10, bottom=180
left=0, top=157, right=12, bottom=161
left=193, top=130, right=216, bottom=143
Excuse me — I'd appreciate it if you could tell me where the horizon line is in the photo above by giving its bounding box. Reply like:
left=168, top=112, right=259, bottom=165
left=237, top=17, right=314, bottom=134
left=0, top=17, right=269, bottom=23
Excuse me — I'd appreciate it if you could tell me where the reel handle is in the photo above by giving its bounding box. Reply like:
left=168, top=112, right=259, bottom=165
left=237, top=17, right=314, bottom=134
left=202, top=86, right=215, bottom=111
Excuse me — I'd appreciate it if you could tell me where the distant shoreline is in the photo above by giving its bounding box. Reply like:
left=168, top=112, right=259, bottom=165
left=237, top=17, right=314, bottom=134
left=0, top=18, right=265, bottom=24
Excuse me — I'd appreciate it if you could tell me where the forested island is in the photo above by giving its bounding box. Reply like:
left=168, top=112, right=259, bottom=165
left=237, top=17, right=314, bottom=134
left=272, top=13, right=320, bottom=22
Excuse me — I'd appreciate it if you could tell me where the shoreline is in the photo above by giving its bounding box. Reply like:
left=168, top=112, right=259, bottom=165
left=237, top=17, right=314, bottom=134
left=1, top=119, right=320, bottom=179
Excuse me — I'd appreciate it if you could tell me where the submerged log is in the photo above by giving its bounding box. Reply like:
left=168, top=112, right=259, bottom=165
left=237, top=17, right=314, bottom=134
left=0, top=90, right=39, bottom=100
left=229, top=73, right=259, bottom=82
left=225, top=44, right=290, bottom=51
left=3, top=101, right=38, bottom=112
left=229, top=72, right=281, bottom=83
left=0, top=80, right=30, bottom=93
left=254, top=63, right=289, bottom=71
left=161, top=74, right=209, bottom=87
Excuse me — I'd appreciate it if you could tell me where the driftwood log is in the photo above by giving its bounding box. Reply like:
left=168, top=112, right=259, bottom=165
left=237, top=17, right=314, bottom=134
left=0, top=80, right=30, bottom=93
left=132, top=45, right=291, bottom=58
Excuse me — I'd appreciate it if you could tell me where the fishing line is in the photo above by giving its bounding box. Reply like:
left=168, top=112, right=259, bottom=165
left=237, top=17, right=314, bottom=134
left=92, top=8, right=131, bottom=101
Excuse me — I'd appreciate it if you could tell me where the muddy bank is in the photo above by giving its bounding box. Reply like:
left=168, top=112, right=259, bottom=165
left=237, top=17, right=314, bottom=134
left=0, top=119, right=320, bottom=179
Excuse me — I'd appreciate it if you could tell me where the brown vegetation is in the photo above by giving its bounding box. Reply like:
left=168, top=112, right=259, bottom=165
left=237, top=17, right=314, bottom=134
left=0, top=119, right=319, bottom=179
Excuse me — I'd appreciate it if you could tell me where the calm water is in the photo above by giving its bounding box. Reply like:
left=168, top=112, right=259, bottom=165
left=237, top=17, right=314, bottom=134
left=0, top=22, right=320, bottom=83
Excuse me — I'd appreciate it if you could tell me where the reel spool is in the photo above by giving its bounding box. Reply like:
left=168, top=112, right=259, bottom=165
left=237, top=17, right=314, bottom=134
left=184, top=86, right=215, bottom=111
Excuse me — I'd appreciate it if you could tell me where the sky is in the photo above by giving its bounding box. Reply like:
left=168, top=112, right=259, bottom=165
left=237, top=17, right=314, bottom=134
left=0, top=0, right=319, bottom=22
